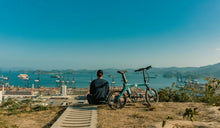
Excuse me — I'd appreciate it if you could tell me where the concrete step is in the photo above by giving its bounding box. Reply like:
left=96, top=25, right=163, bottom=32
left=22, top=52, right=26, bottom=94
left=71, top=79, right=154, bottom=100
left=51, top=105, right=97, bottom=128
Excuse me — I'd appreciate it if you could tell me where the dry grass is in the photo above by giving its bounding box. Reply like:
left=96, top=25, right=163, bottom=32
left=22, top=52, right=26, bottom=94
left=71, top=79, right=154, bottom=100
left=0, top=102, right=219, bottom=128
left=98, top=102, right=220, bottom=128
left=0, top=107, right=64, bottom=128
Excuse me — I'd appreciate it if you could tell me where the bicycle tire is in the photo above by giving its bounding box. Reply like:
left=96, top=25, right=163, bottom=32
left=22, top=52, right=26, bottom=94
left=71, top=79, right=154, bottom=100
left=108, top=91, right=127, bottom=110
left=145, top=88, right=159, bottom=106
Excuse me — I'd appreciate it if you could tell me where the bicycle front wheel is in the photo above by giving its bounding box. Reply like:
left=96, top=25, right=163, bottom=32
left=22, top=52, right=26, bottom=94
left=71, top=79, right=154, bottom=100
left=145, top=88, right=159, bottom=106
left=108, top=91, right=127, bottom=110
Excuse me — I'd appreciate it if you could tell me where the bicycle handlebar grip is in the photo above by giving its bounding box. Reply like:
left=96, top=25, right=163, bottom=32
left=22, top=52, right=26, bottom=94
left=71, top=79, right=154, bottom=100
left=135, top=68, right=143, bottom=72
left=146, top=65, right=152, bottom=70
left=134, top=69, right=139, bottom=72
left=135, top=66, right=152, bottom=72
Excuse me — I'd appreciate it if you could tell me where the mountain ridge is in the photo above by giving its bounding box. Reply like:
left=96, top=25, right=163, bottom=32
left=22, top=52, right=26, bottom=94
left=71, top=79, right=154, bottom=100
left=1, top=62, right=220, bottom=79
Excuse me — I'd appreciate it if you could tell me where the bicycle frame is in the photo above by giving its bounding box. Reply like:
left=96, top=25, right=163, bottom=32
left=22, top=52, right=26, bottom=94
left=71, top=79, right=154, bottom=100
left=117, top=80, right=151, bottom=100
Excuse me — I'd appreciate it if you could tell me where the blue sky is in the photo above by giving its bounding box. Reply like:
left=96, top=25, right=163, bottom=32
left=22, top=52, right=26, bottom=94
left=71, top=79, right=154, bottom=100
left=0, top=0, right=220, bottom=70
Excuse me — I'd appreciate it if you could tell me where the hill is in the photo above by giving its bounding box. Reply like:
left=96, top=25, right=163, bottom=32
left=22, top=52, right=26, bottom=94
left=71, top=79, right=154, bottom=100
left=2, top=62, right=220, bottom=79
left=154, top=63, right=220, bottom=79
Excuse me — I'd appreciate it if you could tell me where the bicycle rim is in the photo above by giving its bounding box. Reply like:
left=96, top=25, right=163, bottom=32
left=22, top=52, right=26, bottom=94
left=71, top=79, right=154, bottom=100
left=108, top=91, right=127, bottom=110
left=145, top=88, right=159, bottom=106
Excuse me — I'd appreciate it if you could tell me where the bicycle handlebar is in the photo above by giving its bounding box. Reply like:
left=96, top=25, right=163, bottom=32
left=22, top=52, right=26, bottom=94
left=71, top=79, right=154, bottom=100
left=135, top=65, right=152, bottom=72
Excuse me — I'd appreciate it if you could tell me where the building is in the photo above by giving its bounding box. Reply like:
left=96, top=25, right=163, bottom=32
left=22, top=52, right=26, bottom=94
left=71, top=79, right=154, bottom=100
left=0, top=91, right=2, bottom=104
left=61, top=85, right=67, bottom=96
left=5, top=90, right=32, bottom=95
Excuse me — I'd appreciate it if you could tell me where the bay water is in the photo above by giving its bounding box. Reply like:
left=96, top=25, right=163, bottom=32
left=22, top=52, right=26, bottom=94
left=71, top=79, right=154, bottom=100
left=0, top=71, right=207, bottom=90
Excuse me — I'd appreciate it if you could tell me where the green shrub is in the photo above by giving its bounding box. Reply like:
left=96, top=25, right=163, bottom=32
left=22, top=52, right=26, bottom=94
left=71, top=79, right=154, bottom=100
left=33, top=105, right=48, bottom=111
left=199, top=79, right=220, bottom=105
left=0, top=98, right=50, bottom=115
left=1, top=98, right=20, bottom=108
left=158, top=86, right=191, bottom=102
left=183, top=107, right=198, bottom=121
left=159, top=77, right=220, bottom=105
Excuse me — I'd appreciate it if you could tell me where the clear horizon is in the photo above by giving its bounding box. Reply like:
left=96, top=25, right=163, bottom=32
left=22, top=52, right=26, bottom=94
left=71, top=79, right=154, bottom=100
left=1, top=62, right=220, bottom=71
left=0, top=0, right=220, bottom=70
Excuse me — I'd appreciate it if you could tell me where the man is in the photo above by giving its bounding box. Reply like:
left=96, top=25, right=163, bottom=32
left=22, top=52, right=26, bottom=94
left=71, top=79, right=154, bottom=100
left=87, top=70, right=109, bottom=104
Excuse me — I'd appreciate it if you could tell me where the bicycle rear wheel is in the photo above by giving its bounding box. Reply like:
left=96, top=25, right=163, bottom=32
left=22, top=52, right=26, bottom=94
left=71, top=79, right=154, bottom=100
left=145, top=88, right=159, bottom=106
left=108, top=91, right=127, bottom=110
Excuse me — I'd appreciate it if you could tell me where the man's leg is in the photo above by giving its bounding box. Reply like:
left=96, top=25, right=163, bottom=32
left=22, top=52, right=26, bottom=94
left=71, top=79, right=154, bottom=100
left=87, top=94, right=93, bottom=104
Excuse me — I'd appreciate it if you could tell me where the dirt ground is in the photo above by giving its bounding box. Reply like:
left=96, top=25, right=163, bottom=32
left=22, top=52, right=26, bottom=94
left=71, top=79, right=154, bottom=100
left=0, top=102, right=219, bottom=128
left=97, top=102, right=220, bottom=128
left=0, top=107, right=64, bottom=128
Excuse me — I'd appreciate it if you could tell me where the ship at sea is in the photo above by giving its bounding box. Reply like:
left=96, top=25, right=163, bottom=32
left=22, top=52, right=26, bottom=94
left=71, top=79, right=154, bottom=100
left=175, top=72, right=206, bottom=90
left=0, top=71, right=10, bottom=87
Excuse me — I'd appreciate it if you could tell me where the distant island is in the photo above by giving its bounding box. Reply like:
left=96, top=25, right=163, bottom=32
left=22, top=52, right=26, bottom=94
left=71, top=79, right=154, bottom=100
left=158, top=62, right=220, bottom=79
left=4, top=62, right=220, bottom=80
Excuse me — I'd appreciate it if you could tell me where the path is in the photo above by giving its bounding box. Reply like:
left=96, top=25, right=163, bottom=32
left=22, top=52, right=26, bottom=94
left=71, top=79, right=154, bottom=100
left=51, top=96, right=97, bottom=128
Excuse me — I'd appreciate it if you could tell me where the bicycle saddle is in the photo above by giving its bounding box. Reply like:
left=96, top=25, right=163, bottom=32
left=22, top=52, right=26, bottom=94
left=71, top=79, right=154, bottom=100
left=117, top=71, right=127, bottom=74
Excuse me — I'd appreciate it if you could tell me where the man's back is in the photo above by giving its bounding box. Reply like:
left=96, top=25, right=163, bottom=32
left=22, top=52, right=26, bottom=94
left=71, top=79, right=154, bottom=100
left=90, top=78, right=109, bottom=104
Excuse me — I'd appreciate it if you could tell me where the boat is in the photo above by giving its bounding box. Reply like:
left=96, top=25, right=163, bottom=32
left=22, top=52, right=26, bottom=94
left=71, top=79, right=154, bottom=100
left=51, top=75, right=60, bottom=78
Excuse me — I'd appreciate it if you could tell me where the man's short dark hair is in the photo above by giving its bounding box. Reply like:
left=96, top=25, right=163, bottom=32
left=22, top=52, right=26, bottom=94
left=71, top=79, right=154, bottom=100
left=97, top=70, right=103, bottom=77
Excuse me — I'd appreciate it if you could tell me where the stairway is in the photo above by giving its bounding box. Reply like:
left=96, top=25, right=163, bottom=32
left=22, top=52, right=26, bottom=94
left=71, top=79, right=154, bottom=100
left=51, top=106, right=97, bottom=128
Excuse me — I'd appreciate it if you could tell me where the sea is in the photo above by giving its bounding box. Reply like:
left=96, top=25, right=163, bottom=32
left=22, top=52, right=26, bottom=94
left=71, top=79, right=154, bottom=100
left=0, top=71, right=207, bottom=90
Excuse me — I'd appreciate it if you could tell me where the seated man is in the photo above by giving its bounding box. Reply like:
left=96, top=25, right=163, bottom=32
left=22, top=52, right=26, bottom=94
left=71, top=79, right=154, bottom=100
left=87, top=70, right=109, bottom=104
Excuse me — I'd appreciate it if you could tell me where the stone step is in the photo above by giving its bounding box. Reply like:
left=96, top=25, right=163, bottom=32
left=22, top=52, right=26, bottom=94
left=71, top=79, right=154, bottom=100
left=66, top=113, right=92, bottom=116
left=61, top=121, right=91, bottom=124
left=51, top=106, right=97, bottom=128
left=60, top=124, right=91, bottom=127
left=64, top=117, right=92, bottom=120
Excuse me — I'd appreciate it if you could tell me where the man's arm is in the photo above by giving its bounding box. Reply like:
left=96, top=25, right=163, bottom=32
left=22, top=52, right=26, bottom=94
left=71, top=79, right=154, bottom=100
left=106, top=81, right=109, bottom=96
left=90, top=81, right=95, bottom=94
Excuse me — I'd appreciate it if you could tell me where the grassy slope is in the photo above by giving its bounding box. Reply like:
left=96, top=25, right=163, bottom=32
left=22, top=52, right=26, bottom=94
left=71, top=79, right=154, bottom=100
left=0, top=107, right=64, bottom=128
left=98, top=102, right=220, bottom=128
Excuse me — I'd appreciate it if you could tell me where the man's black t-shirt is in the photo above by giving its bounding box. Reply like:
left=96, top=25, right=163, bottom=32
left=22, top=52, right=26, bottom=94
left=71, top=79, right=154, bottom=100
left=90, top=78, right=109, bottom=104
